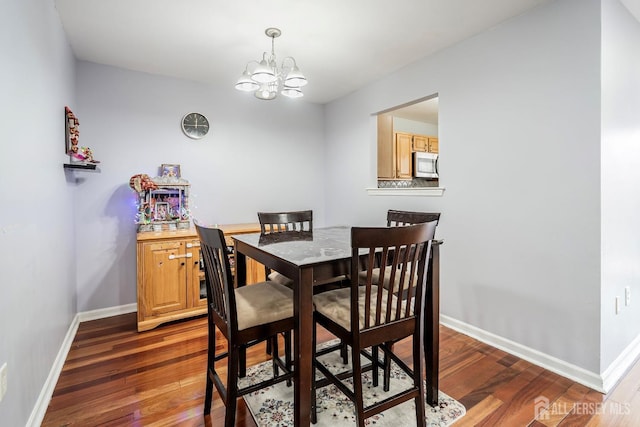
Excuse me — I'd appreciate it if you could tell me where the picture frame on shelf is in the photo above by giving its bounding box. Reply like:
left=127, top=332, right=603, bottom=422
left=64, top=106, right=79, bottom=155
left=154, top=202, right=170, bottom=221
left=160, top=164, right=181, bottom=178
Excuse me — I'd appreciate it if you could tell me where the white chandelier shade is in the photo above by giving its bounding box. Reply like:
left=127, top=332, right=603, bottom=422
left=235, top=28, right=307, bottom=100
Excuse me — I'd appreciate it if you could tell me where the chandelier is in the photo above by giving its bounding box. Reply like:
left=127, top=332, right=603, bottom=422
left=235, top=28, right=307, bottom=100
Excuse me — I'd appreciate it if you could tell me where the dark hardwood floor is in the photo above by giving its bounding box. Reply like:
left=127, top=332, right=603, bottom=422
left=41, top=313, right=640, bottom=426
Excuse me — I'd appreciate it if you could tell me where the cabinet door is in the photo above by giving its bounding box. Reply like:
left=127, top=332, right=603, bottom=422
left=412, top=135, right=429, bottom=152
left=141, top=241, right=188, bottom=316
left=186, top=240, right=207, bottom=308
left=377, top=114, right=395, bottom=179
left=395, top=133, right=413, bottom=179
left=428, top=137, right=439, bottom=153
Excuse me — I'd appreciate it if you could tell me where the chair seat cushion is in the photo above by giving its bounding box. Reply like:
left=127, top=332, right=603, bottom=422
left=268, top=271, right=294, bottom=287
left=235, top=281, right=294, bottom=330
left=357, top=266, right=417, bottom=294
left=313, top=286, right=407, bottom=331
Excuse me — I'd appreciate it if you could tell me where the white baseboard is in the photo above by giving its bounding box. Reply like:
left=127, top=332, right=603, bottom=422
left=440, top=314, right=606, bottom=393
left=601, top=331, right=640, bottom=392
left=77, top=303, right=137, bottom=323
left=26, top=313, right=80, bottom=427
left=26, top=304, right=137, bottom=427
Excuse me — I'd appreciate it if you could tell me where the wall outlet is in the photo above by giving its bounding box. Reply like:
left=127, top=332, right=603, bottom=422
left=625, top=287, right=631, bottom=306
left=615, top=296, right=621, bottom=314
left=0, top=362, right=7, bottom=403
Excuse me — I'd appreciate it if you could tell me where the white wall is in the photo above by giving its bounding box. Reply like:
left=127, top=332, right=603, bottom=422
left=324, top=0, right=603, bottom=372
left=600, top=0, right=640, bottom=371
left=393, top=117, right=439, bottom=136
left=0, top=0, right=77, bottom=425
left=74, top=62, right=326, bottom=311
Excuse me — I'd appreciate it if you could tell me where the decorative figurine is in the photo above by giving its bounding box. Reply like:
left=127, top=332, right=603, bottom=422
left=129, top=170, right=191, bottom=232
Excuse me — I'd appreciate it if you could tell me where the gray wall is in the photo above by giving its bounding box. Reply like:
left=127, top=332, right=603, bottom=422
left=601, top=0, right=640, bottom=371
left=74, top=62, right=326, bottom=311
left=323, top=0, right=604, bottom=372
left=0, top=0, right=77, bottom=425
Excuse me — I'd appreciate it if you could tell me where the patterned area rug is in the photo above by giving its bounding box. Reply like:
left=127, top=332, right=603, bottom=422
left=241, top=340, right=466, bottom=426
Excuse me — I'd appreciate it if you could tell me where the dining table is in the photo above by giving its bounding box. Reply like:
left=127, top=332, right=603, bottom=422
left=233, top=226, right=441, bottom=426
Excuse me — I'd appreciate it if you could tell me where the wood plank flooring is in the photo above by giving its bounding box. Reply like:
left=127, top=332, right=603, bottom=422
left=41, top=313, right=640, bottom=426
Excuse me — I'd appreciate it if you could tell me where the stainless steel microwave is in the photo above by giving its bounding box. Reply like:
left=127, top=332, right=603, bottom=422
left=413, top=152, right=438, bottom=178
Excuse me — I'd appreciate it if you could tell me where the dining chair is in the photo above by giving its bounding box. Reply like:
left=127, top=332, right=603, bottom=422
left=257, top=210, right=314, bottom=287
left=195, top=222, right=294, bottom=427
left=257, top=209, right=348, bottom=359
left=387, top=209, right=440, bottom=227
left=311, top=222, right=437, bottom=427
left=358, top=209, right=441, bottom=294
left=258, top=209, right=349, bottom=290
left=361, top=209, right=442, bottom=389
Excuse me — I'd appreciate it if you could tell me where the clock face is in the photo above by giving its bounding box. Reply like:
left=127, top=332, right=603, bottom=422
left=181, top=113, right=209, bottom=139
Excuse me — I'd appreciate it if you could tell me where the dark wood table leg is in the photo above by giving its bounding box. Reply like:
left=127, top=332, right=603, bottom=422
left=294, top=267, right=314, bottom=426
left=234, top=244, right=247, bottom=378
left=425, top=241, right=442, bottom=406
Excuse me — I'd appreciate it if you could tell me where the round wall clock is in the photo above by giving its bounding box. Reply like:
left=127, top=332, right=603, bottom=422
left=181, top=112, right=209, bottom=139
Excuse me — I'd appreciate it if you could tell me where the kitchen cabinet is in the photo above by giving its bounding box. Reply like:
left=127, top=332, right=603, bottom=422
left=412, top=134, right=439, bottom=153
left=428, top=137, right=438, bottom=153
left=412, top=135, right=428, bottom=152
left=136, top=224, right=265, bottom=332
left=377, top=114, right=395, bottom=179
left=377, top=115, right=413, bottom=180
left=395, top=132, right=413, bottom=179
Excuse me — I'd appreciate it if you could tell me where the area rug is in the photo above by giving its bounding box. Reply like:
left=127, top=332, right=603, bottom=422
left=241, top=340, right=466, bottom=426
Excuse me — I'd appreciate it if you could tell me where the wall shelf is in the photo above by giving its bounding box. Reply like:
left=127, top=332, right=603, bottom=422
left=63, top=163, right=98, bottom=171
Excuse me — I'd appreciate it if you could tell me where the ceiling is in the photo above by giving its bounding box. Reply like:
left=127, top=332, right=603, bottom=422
left=54, top=0, right=640, bottom=106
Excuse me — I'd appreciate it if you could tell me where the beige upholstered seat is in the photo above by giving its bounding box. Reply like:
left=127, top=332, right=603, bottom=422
left=268, top=271, right=294, bottom=287
left=314, top=286, right=410, bottom=331
left=235, top=281, right=293, bottom=330
left=357, top=264, right=416, bottom=294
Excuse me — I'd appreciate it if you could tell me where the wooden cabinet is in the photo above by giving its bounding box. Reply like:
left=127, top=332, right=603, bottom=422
left=428, top=137, right=438, bottom=153
left=377, top=114, right=396, bottom=179
left=412, top=134, right=438, bottom=153
left=136, top=223, right=265, bottom=332
left=395, top=132, right=413, bottom=179
left=378, top=114, right=413, bottom=180
left=412, top=135, right=428, bottom=152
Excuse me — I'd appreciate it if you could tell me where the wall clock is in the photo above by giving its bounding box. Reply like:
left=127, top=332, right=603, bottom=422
left=181, top=112, right=209, bottom=139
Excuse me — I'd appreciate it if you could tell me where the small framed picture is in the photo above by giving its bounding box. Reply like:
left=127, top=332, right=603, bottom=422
left=154, top=202, right=170, bottom=221
left=160, top=164, right=181, bottom=178
left=65, top=106, right=79, bottom=155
